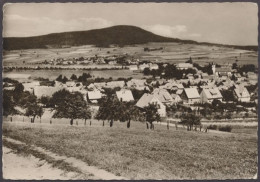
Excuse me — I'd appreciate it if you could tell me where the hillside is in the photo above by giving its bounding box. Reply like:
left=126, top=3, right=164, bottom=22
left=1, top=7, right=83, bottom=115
left=3, top=25, right=258, bottom=51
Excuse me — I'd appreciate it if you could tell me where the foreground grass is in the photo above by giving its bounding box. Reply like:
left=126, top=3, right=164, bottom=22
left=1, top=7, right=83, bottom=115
left=2, top=121, right=257, bottom=179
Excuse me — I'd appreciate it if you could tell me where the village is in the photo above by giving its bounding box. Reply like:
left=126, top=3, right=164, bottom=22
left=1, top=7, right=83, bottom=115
left=3, top=56, right=258, bottom=124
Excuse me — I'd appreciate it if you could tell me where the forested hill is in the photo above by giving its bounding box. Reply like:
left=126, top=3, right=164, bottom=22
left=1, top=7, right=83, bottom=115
left=3, top=25, right=258, bottom=51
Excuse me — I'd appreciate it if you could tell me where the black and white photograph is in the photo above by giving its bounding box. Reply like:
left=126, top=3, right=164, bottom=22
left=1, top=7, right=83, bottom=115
left=2, top=2, right=258, bottom=180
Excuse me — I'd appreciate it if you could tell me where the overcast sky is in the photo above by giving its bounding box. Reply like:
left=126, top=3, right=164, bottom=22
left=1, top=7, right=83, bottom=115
left=3, top=3, right=258, bottom=45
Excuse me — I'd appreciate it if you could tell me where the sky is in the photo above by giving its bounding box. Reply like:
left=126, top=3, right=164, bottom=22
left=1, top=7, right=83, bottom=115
left=3, top=3, right=258, bottom=45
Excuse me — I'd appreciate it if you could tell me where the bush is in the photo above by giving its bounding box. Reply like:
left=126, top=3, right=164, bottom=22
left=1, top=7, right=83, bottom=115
left=208, top=125, right=218, bottom=130
left=218, top=125, right=232, bottom=132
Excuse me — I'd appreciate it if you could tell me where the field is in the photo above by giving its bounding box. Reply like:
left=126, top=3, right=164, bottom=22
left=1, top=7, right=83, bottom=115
left=2, top=119, right=257, bottom=180
left=3, top=69, right=147, bottom=82
left=3, top=42, right=258, bottom=67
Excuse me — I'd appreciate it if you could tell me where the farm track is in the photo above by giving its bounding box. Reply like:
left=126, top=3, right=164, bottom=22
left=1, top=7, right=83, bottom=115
left=3, top=136, right=127, bottom=180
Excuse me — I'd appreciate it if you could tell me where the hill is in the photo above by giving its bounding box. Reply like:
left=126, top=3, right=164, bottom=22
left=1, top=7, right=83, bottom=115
left=3, top=25, right=258, bottom=51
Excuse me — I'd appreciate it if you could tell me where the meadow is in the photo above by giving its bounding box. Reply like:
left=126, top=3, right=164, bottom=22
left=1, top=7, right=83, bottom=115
left=2, top=118, right=257, bottom=180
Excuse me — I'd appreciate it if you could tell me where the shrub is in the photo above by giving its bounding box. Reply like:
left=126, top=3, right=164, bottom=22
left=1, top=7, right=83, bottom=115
left=207, top=125, right=218, bottom=130
left=218, top=125, right=232, bottom=132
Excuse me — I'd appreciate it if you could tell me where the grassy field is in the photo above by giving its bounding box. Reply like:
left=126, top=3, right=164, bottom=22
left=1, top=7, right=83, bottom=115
left=3, top=69, right=147, bottom=81
left=2, top=120, right=257, bottom=180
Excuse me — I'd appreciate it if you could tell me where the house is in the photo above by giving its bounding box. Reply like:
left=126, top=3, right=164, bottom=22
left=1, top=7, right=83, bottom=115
left=234, top=87, right=250, bottom=102
left=152, top=88, right=173, bottom=105
left=93, top=82, right=107, bottom=88
left=247, top=72, right=257, bottom=80
left=23, top=81, right=40, bottom=93
left=65, top=81, right=76, bottom=87
left=201, top=73, right=209, bottom=79
left=87, top=90, right=102, bottom=103
left=171, top=94, right=182, bottom=103
left=127, top=79, right=146, bottom=88
left=181, top=88, right=200, bottom=104
left=105, top=81, right=125, bottom=88
left=214, top=67, right=232, bottom=77
left=176, top=63, right=193, bottom=70
left=149, top=64, right=159, bottom=70
left=200, top=88, right=223, bottom=103
left=33, top=86, right=62, bottom=98
left=129, top=65, right=138, bottom=71
left=135, top=86, right=150, bottom=91
left=234, top=73, right=242, bottom=81
left=136, top=93, right=166, bottom=117
left=116, top=89, right=134, bottom=102
left=139, top=63, right=150, bottom=70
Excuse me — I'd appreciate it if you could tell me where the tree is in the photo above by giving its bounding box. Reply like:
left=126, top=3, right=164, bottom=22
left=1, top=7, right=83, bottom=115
left=81, top=106, right=92, bottom=125
left=232, top=63, right=238, bottom=70
left=13, top=83, right=24, bottom=102
left=143, top=67, right=151, bottom=75
left=180, top=113, right=201, bottom=131
left=25, top=103, right=43, bottom=123
left=13, top=83, right=24, bottom=94
left=186, top=57, right=193, bottom=64
left=3, top=90, right=16, bottom=117
left=117, top=102, right=143, bottom=128
left=70, top=74, right=78, bottom=80
left=40, top=96, right=52, bottom=107
left=52, top=91, right=91, bottom=125
left=62, top=76, right=68, bottom=84
left=56, top=74, right=63, bottom=82
left=95, top=96, right=121, bottom=127
left=143, top=103, right=161, bottom=130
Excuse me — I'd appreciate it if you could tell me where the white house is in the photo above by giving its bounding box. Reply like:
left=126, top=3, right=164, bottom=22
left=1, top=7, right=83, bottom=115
left=129, top=65, right=138, bottom=71
left=176, top=63, right=193, bottom=70
left=87, top=90, right=102, bottom=103
left=181, top=88, right=201, bottom=104
left=136, top=93, right=166, bottom=117
left=152, top=88, right=173, bottom=105
left=234, top=87, right=250, bottom=102
left=200, top=88, right=223, bottom=103
left=116, top=89, right=134, bottom=102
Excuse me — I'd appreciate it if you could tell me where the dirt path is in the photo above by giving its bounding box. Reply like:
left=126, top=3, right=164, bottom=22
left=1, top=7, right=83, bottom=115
left=2, top=146, right=89, bottom=180
left=3, top=137, right=127, bottom=180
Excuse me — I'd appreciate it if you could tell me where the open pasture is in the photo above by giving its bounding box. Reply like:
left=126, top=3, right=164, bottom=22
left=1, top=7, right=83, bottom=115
left=3, top=117, right=257, bottom=180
